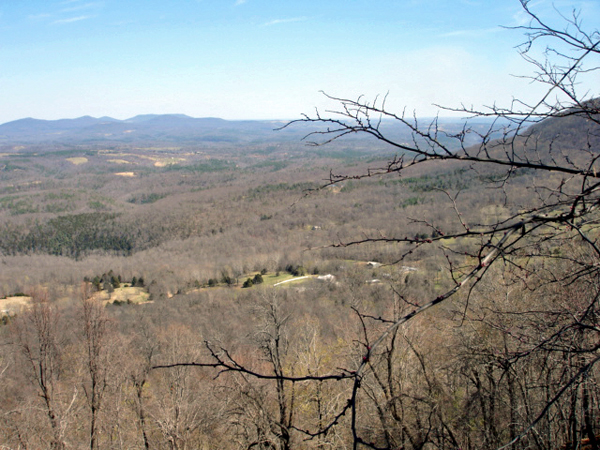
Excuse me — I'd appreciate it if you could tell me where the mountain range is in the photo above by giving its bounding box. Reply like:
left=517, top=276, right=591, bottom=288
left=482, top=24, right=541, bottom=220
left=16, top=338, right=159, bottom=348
left=0, top=114, right=519, bottom=149
left=3, top=100, right=598, bottom=148
left=0, top=114, right=299, bottom=146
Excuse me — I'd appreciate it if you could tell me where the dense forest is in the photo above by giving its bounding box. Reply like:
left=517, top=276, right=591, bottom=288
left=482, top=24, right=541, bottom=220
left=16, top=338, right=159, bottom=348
left=1, top=3, right=599, bottom=450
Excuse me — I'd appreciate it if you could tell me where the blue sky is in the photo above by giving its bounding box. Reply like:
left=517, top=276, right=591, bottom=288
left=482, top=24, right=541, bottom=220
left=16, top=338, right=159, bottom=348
left=0, top=0, right=598, bottom=123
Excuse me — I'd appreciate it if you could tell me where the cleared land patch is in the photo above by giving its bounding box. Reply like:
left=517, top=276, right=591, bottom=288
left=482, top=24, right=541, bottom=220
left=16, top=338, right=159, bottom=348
left=0, top=295, right=32, bottom=314
left=132, top=154, right=187, bottom=167
left=153, top=157, right=186, bottom=167
left=93, top=286, right=150, bottom=305
left=66, top=157, right=88, bottom=165
left=273, top=275, right=313, bottom=286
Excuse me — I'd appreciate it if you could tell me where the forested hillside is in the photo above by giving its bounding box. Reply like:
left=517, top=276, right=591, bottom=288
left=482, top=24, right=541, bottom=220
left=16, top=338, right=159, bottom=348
left=0, top=3, right=599, bottom=450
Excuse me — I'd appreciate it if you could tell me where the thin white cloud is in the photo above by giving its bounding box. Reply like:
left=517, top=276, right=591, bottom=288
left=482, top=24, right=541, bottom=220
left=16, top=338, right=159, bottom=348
left=28, top=13, right=53, bottom=20
left=512, top=6, right=536, bottom=27
left=52, top=15, right=93, bottom=24
left=263, top=17, right=307, bottom=26
left=26, top=1, right=101, bottom=25
left=234, top=0, right=247, bottom=5
left=439, top=27, right=502, bottom=38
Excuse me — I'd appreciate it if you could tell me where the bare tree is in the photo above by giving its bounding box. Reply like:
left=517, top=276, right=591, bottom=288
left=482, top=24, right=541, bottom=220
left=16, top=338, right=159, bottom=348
left=11, top=290, right=73, bottom=450
left=245, top=290, right=297, bottom=450
left=278, top=2, right=600, bottom=448
left=128, top=316, right=160, bottom=450
left=79, top=282, right=114, bottom=450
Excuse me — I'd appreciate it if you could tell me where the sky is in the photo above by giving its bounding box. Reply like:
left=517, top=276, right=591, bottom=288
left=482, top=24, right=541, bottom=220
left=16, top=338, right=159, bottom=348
left=0, top=0, right=598, bottom=124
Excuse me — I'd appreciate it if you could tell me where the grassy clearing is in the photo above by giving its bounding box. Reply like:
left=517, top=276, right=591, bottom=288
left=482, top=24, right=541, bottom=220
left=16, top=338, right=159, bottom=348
left=135, top=154, right=187, bottom=167
left=0, top=295, right=32, bottom=314
left=262, top=272, right=296, bottom=286
left=153, top=158, right=185, bottom=167
left=273, top=276, right=314, bottom=286
left=93, top=286, right=150, bottom=305
left=66, top=157, right=88, bottom=165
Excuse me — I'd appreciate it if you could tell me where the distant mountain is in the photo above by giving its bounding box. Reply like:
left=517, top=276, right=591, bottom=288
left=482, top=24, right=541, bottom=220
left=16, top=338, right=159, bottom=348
left=0, top=114, right=300, bottom=146
left=0, top=112, right=537, bottom=150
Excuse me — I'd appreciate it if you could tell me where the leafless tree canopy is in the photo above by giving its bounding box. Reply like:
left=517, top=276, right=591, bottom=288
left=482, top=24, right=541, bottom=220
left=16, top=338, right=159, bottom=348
left=258, top=2, right=600, bottom=448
